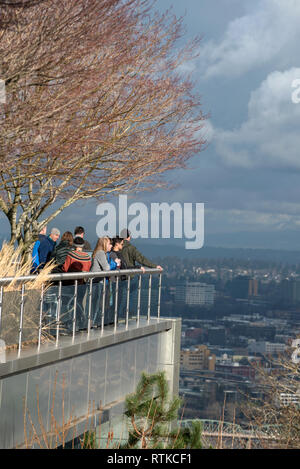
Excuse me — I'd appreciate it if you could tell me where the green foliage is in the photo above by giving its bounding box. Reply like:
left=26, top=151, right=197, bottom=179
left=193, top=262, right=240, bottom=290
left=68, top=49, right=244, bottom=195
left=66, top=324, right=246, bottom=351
left=81, top=430, right=97, bottom=449
left=121, top=371, right=203, bottom=449
left=169, top=421, right=203, bottom=449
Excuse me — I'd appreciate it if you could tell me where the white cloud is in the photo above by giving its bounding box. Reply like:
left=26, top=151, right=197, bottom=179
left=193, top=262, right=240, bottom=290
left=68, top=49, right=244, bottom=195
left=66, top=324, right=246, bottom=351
left=205, top=206, right=300, bottom=232
left=213, top=67, right=300, bottom=169
left=198, top=0, right=300, bottom=79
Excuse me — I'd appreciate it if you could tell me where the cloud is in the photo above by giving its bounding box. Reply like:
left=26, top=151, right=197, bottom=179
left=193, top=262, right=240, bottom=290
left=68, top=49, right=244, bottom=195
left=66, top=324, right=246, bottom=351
left=213, top=67, right=300, bottom=169
left=198, top=0, right=300, bottom=79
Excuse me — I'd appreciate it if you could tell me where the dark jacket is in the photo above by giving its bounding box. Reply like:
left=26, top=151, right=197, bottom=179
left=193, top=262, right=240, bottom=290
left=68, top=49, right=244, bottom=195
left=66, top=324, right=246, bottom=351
left=38, top=235, right=57, bottom=269
left=110, top=250, right=128, bottom=281
left=110, top=250, right=128, bottom=270
left=73, top=236, right=92, bottom=251
left=50, top=240, right=74, bottom=272
left=121, top=240, right=156, bottom=268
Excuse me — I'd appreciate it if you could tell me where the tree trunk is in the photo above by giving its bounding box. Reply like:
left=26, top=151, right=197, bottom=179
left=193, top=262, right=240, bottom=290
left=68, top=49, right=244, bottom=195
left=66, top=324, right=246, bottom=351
left=7, top=216, right=37, bottom=265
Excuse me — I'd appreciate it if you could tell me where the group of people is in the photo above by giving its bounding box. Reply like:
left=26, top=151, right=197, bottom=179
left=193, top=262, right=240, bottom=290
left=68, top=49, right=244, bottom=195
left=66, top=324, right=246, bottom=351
left=32, top=226, right=162, bottom=331
left=31, top=225, right=162, bottom=275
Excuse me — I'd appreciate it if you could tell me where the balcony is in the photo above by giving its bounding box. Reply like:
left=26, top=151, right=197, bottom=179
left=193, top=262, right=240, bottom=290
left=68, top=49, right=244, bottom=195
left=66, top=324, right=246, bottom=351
left=0, top=269, right=181, bottom=448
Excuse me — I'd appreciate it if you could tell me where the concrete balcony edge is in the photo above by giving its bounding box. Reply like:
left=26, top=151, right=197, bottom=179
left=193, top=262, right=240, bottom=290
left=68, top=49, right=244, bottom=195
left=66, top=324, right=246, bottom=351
left=0, top=318, right=180, bottom=379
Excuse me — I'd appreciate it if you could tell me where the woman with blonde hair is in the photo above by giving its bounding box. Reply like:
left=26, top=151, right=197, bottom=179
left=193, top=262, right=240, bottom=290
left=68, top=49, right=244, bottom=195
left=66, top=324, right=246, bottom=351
left=91, top=237, right=120, bottom=327
left=92, top=237, right=115, bottom=272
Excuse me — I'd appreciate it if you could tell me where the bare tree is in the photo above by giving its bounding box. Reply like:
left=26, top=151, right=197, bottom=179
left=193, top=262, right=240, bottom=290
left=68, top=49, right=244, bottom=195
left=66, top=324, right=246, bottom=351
left=0, top=0, right=47, bottom=27
left=244, top=352, right=300, bottom=449
left=0, top=0, right=207, bottom=259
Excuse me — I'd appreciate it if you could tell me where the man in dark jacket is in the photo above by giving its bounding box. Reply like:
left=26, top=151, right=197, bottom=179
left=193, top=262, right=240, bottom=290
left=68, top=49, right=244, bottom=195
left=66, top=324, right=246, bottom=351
left=119, top=229, right=162, bottom=271
left=119, top=229, right=162, bottom=320
left=38, top=227, right=60, bottom=269
left=73, top=226, right=92, bottom=251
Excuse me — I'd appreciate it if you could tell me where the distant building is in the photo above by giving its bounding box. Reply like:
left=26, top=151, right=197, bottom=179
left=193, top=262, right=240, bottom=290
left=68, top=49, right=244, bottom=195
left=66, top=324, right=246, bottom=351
left=175, top=282, right=215, bottom=306
left=227, top=276, right=258, bottom=299
left=248, top=278, right=258, bottom=297
left=248, top=340, right=287, bottom=355
left=215, top=363, right=256, bottom=381
left=185, top=327, right=202, bottom=340
left=207, top=326, right=226, bottom=346
left=180, top=345, right=216, bottom=371
left=281, top=279, right=300, bottom=304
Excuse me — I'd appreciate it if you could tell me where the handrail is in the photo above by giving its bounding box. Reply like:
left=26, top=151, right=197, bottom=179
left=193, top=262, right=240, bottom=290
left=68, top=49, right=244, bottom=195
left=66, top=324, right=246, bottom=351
left=0, top=268, right=163, bottom=357
left=0, top=267, right=163, bottom=286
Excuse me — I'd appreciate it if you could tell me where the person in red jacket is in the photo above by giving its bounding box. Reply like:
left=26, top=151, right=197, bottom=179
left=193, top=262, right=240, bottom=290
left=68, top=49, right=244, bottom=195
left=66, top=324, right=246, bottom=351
left=62, top=237, right=91, bottom=278
left=62, top=237, right=92, bottom=331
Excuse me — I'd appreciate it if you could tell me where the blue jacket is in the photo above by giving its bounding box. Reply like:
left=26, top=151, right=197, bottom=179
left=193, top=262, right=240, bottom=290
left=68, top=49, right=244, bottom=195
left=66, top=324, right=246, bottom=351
left=107, top=252, right=118, bottom=271
left=31, top=234, right=47, bottom=273
left=38, top=235, right=57, bottom=269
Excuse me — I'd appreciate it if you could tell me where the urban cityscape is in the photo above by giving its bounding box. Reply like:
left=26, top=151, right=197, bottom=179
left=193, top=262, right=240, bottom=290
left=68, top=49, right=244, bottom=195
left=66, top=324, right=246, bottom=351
left=153, top=251, right=300, bottom=426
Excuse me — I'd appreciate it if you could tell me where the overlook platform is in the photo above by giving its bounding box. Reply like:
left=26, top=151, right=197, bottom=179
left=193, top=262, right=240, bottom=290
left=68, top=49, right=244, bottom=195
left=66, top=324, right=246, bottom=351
left=0, top=269, right=181, bottom=448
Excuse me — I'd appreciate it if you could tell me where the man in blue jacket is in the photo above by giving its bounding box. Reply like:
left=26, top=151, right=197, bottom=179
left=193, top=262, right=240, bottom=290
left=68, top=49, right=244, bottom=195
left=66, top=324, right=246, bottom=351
left=31, top=226, right=47, bottom=273
left=38, top=227, right=60, bottom=270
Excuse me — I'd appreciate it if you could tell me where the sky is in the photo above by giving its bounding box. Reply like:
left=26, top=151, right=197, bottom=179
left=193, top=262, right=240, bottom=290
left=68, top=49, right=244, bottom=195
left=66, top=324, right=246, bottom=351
left=2, top=0, right=300, bottom=252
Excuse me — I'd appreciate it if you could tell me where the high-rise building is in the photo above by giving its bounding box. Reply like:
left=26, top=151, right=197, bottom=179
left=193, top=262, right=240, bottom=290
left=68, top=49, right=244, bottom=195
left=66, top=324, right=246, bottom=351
left=248, top=278, right=258, bottom=297
left=281, top=279, right=300, bottom=304
left=228, top=276, right=258, bottom=299
left=175, top=282, right=215, bottom=306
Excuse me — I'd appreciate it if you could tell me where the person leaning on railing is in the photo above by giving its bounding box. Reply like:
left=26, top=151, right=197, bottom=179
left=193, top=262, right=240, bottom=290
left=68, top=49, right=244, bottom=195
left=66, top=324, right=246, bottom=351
left=119, top=228, right=162, bottom=272
left=118, top=229, right=162, bottom=320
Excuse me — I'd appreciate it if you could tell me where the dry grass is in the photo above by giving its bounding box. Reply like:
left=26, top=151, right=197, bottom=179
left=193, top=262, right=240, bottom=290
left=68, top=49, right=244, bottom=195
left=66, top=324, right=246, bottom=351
left=0, top=242, right=54, bottom=291
left=0, top=242, right=56, bottom=349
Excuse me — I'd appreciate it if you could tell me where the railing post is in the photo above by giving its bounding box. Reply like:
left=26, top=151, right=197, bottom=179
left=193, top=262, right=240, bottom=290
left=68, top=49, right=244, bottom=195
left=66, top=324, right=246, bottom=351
left=157, top=273, right=162, bottom=320
left=56, top=281, right=62, bottom=347
left=72, top=280, right=78, bottom=341
left=17, top=284, right=25, bottom=357
left=87, top=278, right=93, bottom=336
left=37, top=284, right=44, bottom=351
left=114, top=276, right=119, bottom=332
left=147, top=274, right=152, bottom=322
left=136, top=274, right=141, bottom=326
left=101, top=280, right=106, bottom=335
left=125, top=275, right=130, bottom=330
left=0, top=286, right=3, bottom=336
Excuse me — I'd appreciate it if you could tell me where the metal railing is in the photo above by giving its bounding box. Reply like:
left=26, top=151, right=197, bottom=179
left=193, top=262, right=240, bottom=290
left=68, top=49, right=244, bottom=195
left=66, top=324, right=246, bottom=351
left=0, top=268, right=163, bottom=357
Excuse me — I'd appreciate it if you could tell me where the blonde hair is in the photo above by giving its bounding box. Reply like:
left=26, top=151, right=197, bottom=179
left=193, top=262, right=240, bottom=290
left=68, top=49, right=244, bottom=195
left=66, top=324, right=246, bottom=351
left=92, top=237, right=110, bottom=258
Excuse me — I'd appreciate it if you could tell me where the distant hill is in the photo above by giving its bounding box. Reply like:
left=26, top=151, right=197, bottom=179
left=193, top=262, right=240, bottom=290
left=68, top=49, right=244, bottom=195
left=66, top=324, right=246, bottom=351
left=133, top=240, right=300, bottom=264
left=1, top=233, right=300, bottom=265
